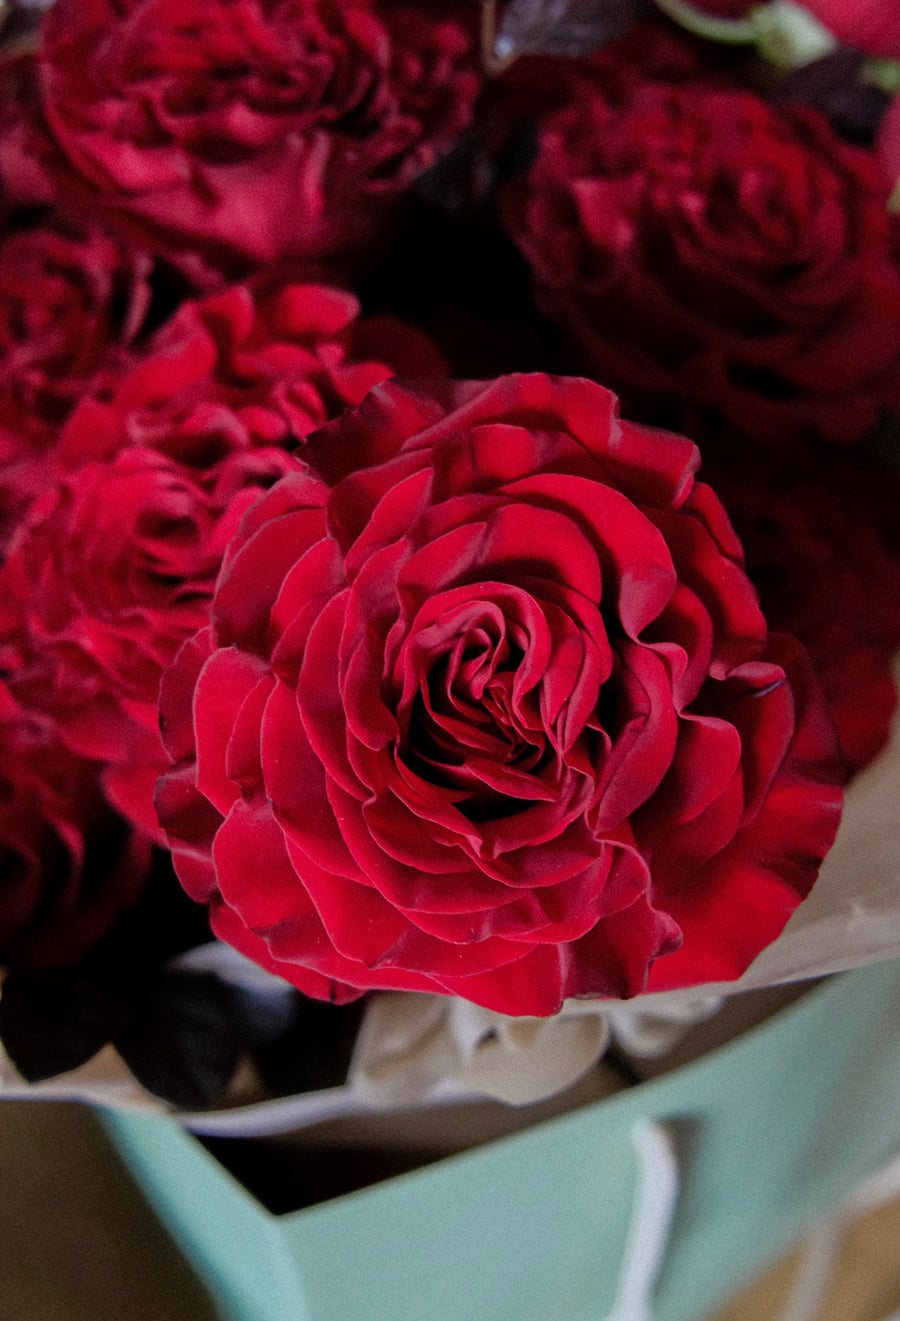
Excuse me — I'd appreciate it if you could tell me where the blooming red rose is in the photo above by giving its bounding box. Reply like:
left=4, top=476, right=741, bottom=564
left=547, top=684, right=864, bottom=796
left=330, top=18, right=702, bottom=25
left=57, top=281, right=445, bottom=474
left=156, top=374, right=843, bottom=1015
left=801, top=0, right=900, bottom=57
left=37, top=0, right=480, bottom=286
left=0, top=683, right=150, bottom=970
left=0, top=280, right=440, bottom=837
left=0, top=444, right=298, bottom=840
left=502, top=80, right=900, bottom=444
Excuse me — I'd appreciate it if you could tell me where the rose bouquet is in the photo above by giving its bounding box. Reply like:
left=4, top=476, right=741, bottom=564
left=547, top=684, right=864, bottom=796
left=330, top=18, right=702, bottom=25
left=0, top=0, right=899, bottom=1143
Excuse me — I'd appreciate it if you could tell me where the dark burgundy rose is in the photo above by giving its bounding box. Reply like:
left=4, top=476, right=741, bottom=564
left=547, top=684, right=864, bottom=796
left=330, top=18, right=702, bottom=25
left=156, top=374, right=843, bottom=1015
left=709, top=444, right=900, bottom=775
left=502, top=79, right=900, bottom=444
left=37, top=0, right=481, bottom=286
left=0, top=683, right=151, bottom=970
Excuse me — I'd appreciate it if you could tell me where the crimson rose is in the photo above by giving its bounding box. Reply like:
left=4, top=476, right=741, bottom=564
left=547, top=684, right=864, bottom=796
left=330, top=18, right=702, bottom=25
left=37, top=0, right=480, bottom=286
left=0, top=280, right=438, bottom=838
left=503, top=81, right=900, bottom=444
left=57, top=281, right=444, bottom=474
left=156, top=374, right=843, bottom=1015
left=0, top=446, right=293, bottom=840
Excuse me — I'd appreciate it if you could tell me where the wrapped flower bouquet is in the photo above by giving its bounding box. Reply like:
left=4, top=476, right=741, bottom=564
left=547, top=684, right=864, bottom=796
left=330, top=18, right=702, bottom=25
left=2, top=7, right=900, bottom=1308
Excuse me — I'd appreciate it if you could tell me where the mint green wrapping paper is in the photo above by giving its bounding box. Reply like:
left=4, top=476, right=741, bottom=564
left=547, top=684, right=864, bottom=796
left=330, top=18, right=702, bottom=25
left=99, top=957, right=900, bottom=1321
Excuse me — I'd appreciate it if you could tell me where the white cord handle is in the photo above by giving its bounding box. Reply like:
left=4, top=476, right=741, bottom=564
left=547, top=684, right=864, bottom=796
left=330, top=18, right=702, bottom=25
left=602, top=1121, right=680, bottom=1321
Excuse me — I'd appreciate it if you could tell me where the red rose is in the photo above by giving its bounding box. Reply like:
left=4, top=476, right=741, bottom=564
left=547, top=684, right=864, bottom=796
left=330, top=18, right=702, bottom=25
left=502, top=80, right=900, bottom=444
left=801, top=0, right=900, bottom=57
left=156, top=374, right=843, bottom=1015
left=0, top=213, right=151, bottom=553
left=0, top=683, right=150, bottom=970
left=0, top=446, right=291, bottom=839
left=57, top=281, right=445, bottom=473
left=37, top=0, right=480, bottom=286
left=0, top=279, right=440, bottom=837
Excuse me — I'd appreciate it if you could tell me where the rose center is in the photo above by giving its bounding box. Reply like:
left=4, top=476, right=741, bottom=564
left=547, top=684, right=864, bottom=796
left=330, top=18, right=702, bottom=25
left=400, top=619, right=552, bottom=821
